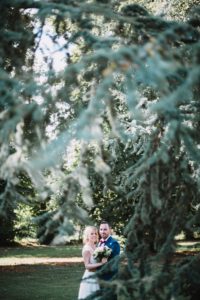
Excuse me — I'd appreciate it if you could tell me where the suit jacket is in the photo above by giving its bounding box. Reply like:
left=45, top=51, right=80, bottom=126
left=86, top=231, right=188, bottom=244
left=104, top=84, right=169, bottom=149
left=98, top=236, right=120, bottom=281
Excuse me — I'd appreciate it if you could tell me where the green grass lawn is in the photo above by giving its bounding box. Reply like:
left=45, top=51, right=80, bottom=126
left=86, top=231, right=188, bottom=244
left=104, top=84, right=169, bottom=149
left=0, top=241, right=199, bottom=300
left=0, top=263, right=84, bottom=300
left=0, top=245, right=82, bottom=258
left=0, top=245, right=83, bottom=300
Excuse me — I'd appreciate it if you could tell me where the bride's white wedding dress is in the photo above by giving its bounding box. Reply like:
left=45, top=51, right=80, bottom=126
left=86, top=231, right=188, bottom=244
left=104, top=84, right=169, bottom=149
left=78, top=244, right=100, bottom=299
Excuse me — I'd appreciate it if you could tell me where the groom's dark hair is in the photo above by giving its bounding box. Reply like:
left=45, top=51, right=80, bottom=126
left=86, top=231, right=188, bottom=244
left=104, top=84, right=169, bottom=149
left=99, top=220, right=112, bottom=228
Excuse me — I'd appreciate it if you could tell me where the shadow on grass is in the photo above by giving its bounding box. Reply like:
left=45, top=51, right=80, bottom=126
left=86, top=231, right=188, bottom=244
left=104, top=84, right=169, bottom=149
left=0, top=262, right=84, bottom=300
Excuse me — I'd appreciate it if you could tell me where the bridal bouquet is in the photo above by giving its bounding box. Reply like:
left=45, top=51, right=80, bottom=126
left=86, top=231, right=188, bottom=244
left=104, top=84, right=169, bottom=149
left=93, top=245, right=112, bottom=262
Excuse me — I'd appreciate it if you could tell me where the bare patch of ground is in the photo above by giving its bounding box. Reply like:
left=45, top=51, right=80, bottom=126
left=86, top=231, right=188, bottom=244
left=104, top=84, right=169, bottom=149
left=0, top=257, right=83, bottom=266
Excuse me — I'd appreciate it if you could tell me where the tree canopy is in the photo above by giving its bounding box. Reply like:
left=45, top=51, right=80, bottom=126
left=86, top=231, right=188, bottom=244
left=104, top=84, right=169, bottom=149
left=0, top=0, right=200, bottom=299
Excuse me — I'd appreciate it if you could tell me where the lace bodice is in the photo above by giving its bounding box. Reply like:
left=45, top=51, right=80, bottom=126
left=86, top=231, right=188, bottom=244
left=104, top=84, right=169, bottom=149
left=82, top=244, right=96, bottom=264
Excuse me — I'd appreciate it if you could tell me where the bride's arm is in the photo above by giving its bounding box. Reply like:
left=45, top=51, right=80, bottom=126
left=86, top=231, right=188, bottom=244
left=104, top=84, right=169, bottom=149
left=83, top=251, right=106, bottom=270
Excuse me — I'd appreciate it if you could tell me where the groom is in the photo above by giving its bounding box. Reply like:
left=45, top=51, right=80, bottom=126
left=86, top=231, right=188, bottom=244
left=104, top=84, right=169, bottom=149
left=98, top=220, right=120, bottom=281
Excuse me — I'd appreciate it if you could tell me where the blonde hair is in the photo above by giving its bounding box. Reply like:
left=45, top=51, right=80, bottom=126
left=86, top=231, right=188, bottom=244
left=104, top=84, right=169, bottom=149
left=82, top=226, right=98, bottom=244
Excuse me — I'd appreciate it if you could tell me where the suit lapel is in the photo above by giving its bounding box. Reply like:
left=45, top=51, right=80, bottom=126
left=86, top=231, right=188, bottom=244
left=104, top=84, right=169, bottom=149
left=105, top=236, right=112, bottom=247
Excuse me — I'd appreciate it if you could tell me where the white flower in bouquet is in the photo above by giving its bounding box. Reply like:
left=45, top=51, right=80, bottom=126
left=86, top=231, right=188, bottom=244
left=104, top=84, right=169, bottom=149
left=93, top=245, right=112, bottom=262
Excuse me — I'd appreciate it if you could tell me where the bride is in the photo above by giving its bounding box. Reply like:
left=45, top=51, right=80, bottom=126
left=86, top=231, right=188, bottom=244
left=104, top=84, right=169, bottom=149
left=78, top=226, right=107, bottom=299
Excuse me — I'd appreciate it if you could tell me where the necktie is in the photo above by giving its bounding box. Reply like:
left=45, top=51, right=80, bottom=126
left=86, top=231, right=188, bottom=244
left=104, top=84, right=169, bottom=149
left=100, top=239, right=105, bottom=245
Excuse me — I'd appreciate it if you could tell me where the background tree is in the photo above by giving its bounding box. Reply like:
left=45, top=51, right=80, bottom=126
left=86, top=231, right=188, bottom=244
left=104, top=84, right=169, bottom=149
left=0, top=4, right=36, bottom=245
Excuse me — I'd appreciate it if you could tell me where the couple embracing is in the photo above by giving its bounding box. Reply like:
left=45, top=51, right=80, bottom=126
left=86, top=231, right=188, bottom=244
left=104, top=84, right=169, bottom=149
left=78, top=221, right=120, bottom=299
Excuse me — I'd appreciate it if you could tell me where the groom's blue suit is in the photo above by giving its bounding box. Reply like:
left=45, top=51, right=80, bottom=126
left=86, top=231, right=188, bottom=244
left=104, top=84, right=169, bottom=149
left=98, top=236, right=120, bottom=281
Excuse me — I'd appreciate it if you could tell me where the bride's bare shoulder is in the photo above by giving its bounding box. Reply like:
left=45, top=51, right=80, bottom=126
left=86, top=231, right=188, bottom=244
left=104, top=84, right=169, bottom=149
left=82, top=244, right=93, bottom=255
